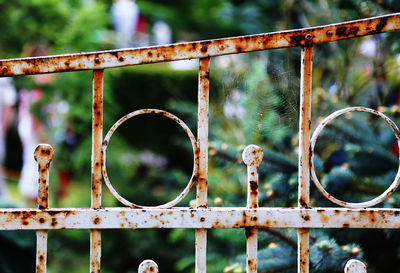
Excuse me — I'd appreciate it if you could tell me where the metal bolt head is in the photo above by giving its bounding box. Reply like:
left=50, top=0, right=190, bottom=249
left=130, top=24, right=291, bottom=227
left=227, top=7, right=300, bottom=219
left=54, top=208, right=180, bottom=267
left=305, top=34, right=312, bottom=40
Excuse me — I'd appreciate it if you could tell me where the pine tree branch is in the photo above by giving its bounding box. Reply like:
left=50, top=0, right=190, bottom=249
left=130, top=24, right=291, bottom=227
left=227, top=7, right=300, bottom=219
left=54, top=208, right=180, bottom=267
left=210, top=149, right=243, bottom=164
left=260, top=228, right=297, bottom=250
left=260, top=263, right=296, bottom=273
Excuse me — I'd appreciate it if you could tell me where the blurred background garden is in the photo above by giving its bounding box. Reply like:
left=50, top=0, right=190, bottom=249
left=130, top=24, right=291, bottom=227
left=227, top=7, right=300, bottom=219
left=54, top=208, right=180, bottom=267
left=0, top=0, right=400, bottom=272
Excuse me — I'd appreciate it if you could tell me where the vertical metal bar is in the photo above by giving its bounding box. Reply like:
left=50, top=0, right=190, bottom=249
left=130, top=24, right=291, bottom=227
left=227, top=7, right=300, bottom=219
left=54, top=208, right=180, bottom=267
left=34, top=144, right=54, bottom=273
left=242, top=145, right=263, bottom=273
left=91, top=69, right=104, bottom=273
left=298, top=46, right=313, bottom=273
left=196, top=57, right=210, bottom=273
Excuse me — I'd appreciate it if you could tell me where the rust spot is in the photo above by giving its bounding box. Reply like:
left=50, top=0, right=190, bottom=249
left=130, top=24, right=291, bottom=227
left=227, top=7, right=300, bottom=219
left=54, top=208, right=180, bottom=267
left=343, top=223, right=350, bottom=228
left=147, top=52, right=153, bottom=57
left=39, top=255, right=44, bottom=261
left=376, top=17, right=388, bottom=33
left=301, top=215, right=310, bottom=221
left=39, top=218, right=45, bottom=223
left=289, top=35, right=306, bottom=45
left=250, top=181, right=258, bottom=192
left=93, top=216, right=101, bottom=224
left=320, top=214, right=329, bottom=223
left=245, top=228, right=255, bottom=237
left=22, top=221, right=29, bottom=225
left=299, top=198, right=308, bottom=208
left=336, top=26, right=358, bottom=37
left=51, top=218, right=57, bottom=226
left=41, top=149, right=51, bottom=155
left=118, top=56, right=125, bottom=61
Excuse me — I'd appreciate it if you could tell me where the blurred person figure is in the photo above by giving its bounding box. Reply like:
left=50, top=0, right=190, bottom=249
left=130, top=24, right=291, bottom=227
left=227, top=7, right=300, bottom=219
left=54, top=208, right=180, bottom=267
left=152, top=20, right=172, bottom=45
left=18, top=88, right=44, bottom=201
left=135, top=14, right=149, bottom=46
left=111, top=0, right=139, bottom=48
left=0, top=78, right=17, bottom=199
left=18, top=45, right=52, bottom=202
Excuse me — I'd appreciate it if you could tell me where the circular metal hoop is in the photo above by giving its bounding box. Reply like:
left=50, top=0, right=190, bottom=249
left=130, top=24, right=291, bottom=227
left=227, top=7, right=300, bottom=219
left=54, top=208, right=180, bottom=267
left=102, top=109, right=198, bottom=208
left=310, top=107, right=400, bottom=208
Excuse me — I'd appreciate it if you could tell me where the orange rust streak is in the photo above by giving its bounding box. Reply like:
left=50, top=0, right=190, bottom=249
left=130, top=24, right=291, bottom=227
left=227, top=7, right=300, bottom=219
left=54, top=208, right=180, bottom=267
left=195, top=57, right=210, bottom=273
left=92, top=70, right=103, bottom=209
left=298, top=46, right=313, bottom=273
left=0, top=13, right=398, bottom=76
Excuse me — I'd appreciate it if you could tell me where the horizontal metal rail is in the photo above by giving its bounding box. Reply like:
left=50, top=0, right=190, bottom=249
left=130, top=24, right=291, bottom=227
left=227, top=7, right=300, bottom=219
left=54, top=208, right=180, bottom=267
left=0, top=207, right=399, bottom=230
left=0, top=13, right=398, bottom=76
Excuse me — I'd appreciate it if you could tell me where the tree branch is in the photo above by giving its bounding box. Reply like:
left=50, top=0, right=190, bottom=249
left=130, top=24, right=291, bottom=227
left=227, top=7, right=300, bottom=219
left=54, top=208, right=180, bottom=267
left=260, top=228, right=297, bottom=250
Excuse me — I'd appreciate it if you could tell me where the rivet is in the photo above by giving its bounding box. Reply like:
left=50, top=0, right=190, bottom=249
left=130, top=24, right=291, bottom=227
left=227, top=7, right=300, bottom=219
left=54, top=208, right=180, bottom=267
left=95, top=57, right=101, bottom=64
left=2, top=66, right=7, bottom=72
left=305, top=34, right=312, bottom=40
left=200, top=216, right=206, bottom=222
left=326, top=30, right=333, bottom=36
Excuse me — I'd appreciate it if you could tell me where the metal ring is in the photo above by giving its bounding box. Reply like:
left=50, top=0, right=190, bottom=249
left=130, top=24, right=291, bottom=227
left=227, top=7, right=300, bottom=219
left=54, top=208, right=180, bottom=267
left=102, top=109, right=198, bottom=208
left=310, top=107, right=400, bottom=208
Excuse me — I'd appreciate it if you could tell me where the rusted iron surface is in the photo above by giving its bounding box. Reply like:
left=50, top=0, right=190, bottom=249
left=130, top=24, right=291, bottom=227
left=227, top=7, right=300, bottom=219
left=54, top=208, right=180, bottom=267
left=139, top=260, right=159, bottom=273
left=298, top=46, right=313, bottom=273
left=102, top=109, right=198, bottom=208
left=310, top=107, right=400, bottom=208
left=91, top=70, right=103, bottom=273
left=243, top=145, right=263, bottom=273
left=195, top=58, right=210, bottom=273
left=344, top=259, right=367, bottom=273
left=0, top=13, right=399, bottom=77
left=1, top=207, right=400, bottom=230
left=34, top=144, right=53, bottom=273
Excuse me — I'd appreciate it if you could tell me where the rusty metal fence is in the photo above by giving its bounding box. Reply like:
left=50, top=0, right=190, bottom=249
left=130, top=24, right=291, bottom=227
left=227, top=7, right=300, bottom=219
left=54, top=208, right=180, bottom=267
left=0, top=13, right=400, bottom=273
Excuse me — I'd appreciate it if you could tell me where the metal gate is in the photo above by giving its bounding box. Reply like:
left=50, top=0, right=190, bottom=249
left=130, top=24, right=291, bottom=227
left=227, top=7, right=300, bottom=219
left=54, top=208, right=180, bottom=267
left=0, top=13, right=400, bottom=273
